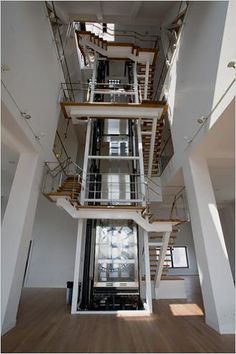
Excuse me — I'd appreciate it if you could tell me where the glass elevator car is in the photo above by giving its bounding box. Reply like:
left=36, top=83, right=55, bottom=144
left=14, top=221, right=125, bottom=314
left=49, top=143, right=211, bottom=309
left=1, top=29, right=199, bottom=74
left=92, top=220, right=142, bottom=310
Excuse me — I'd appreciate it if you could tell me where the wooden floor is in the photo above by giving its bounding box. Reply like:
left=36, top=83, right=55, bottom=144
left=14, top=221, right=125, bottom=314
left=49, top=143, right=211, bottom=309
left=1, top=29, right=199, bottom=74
left=2, top=276, right=235, bottom=353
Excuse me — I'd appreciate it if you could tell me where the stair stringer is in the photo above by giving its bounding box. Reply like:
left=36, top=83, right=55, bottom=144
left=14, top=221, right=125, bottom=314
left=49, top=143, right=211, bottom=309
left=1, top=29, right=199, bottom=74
left=79, top=38, right=141, bottom=63
left=56, top=198, right=173, bottom=233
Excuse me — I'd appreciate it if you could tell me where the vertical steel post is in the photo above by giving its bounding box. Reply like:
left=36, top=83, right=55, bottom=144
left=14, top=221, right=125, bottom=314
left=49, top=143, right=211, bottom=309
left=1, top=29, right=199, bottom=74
left=71, top=219, right=84, bottom=313
left=80, top=119, right=92, bottom=204
left=144, top=61, right=150, bottom=100
left=143, top=230, right=152, bottom=313
left=133, top=61, right=139, bottom=103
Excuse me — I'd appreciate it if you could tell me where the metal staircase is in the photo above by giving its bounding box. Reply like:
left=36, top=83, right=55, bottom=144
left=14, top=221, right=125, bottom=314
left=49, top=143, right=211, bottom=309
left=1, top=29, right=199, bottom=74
left=76, top=30, right=158, bottom=67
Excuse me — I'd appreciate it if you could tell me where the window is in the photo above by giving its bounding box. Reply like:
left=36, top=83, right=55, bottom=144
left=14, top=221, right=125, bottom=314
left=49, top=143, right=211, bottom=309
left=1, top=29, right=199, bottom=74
left=172, top=246, right=188, bottom=268
left=154, top=246, right=189, bottom=269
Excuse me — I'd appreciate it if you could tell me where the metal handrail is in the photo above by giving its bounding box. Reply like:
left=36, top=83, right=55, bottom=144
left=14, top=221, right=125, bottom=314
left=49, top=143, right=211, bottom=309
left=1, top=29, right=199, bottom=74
left=169, top=186, right=187, bottom=219
left=79, top=22, right=159, bottom=42
left=45, top=157, right=71, bottom=176
left=55, top=130, right=69, bottom=160
left=46, top=1, right=75, bottom=101
left=44, top=158, right=84, bottom=179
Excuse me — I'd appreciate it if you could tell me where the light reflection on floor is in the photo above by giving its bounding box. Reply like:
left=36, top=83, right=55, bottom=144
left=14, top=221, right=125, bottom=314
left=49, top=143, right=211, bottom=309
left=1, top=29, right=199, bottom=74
left=169, top=303, right=204, bottom=316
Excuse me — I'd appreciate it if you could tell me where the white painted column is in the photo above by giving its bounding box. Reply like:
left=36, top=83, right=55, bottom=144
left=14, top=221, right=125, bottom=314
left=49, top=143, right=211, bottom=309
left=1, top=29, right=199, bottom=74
left=71, top=219, right=84, bottom=314
left=183, top=152, right=235, bottom=334
left=143, top=230, right=152, bottom=313
left=1, top=153, right=42, bottom=334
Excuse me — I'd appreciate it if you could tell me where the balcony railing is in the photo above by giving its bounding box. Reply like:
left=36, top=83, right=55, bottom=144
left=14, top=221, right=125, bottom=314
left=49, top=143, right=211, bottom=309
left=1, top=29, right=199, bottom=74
left=60, top=82, right=140, bottom=103
left=169, top=187, right=189, bottom=221
left=157, top=133, right=174, bottom=176
left=42, top=158, right=83, bottom=198
left=42, top=159, right=161, bottom=208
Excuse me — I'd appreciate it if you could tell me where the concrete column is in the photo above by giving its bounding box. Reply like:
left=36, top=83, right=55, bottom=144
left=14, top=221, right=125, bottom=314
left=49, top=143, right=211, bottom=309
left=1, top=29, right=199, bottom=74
left=1, top=153, right=42, bottom=334
left=183, top=152, right=235, bottom=334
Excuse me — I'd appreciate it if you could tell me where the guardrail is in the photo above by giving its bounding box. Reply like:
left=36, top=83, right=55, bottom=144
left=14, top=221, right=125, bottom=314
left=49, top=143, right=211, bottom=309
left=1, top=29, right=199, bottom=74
left=60, top=82, right=140, bottom=103
left=42, top=160, right=161, bottom=207
left=45, top=1, right=75, bottom=100
left=169, top=187, right=189, bottom=221
left=42, top=159, right=83, bottom=197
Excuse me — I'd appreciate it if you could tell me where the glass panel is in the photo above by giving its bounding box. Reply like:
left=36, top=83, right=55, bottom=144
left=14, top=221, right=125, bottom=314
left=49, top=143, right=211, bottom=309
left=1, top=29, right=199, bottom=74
left=172, top=247, right=188, bottom=268
left=94, top=221, right=138, bottom=287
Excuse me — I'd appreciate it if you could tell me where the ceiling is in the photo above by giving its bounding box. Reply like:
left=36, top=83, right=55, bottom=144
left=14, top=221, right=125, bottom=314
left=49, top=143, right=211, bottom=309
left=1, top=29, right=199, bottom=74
left=55, top=1, right=180, bottom=26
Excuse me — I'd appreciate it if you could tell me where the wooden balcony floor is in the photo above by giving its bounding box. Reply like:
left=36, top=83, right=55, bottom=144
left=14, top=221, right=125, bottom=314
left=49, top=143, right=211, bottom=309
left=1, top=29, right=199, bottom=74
left=1, top=276, right=234, bottom=353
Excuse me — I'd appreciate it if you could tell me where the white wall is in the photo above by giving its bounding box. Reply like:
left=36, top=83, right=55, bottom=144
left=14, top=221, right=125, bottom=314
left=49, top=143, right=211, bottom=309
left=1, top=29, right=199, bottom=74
left=25, top=195, right=77, bottom=288
left=160, top=1, right=236, bottom=187
left=218, top=202, right=235, bottom=281
left=1, top=146, right=20, bottom=221
left=168, top=222, right=198, bottom=276
left=150, top=203, right=198, bottom=276
left=1, top=1, right=64, bottom=161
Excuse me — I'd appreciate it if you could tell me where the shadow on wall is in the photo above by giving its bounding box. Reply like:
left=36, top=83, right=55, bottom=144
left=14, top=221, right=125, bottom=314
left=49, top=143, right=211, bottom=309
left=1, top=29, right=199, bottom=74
left=170, top=1, right=229, bottom=155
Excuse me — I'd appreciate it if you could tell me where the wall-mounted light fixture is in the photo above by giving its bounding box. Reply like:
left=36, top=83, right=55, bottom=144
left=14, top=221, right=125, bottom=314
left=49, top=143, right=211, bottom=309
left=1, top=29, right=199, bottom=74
left=227, top=61, right=236, bottom=69
left=184, top=136, right=191, bottom=143
left=20, top=112, right=31, bottom=120
left=1, top=64, right=11, bottom=72
left=35, top=132, right=45, bottom=141
left=197, top=116, right=207, bottom=124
